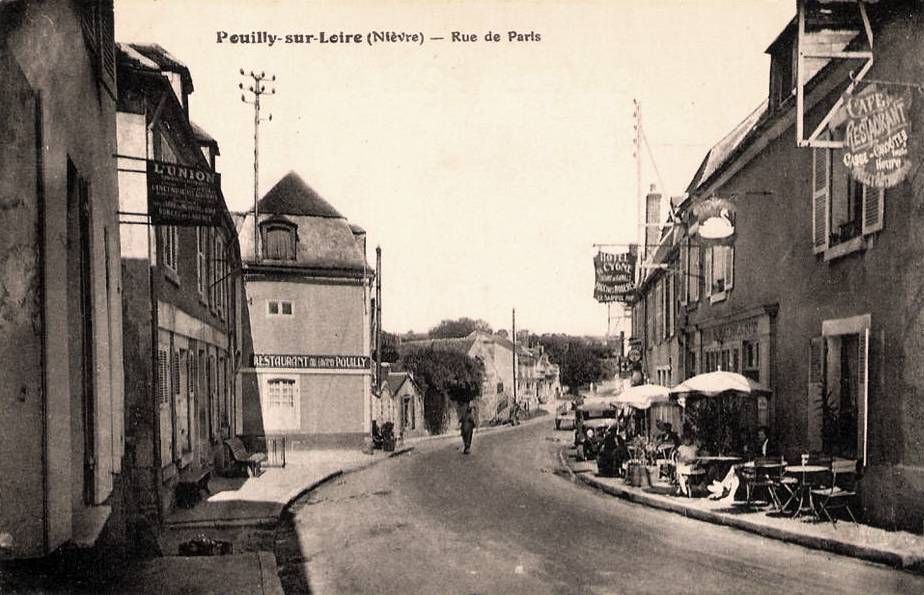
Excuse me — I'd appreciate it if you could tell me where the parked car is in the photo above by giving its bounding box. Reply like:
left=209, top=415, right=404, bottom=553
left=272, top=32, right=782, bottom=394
left=574, top=399, right=618, bottom=461
left=555, top=402, right=576, bottom=430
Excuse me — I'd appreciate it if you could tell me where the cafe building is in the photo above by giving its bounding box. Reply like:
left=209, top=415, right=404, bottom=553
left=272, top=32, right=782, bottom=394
left=636, top=1, right=924, bottom=531
left=116, top=43, right=243, bottom=520
left=235, top=172, right=373, bottom=448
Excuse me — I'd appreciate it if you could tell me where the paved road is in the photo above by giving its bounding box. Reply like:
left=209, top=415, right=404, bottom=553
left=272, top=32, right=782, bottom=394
left=277, top=422, right=924, bottom=594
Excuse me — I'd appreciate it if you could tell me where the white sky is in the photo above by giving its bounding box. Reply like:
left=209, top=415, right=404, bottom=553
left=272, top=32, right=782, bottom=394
left=115, top=0, right=795, bottom=337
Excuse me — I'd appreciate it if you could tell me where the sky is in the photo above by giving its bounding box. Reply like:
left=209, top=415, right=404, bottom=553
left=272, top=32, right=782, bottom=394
left=115, top=0, right=795, bottom=337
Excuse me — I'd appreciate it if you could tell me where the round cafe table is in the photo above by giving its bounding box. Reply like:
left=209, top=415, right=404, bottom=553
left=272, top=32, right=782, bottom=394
left=784, top=465, right=828, bottom=518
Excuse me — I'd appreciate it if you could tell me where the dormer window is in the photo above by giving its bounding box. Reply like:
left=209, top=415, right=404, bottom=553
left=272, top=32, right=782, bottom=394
left=260, top=220, right=297, bottom=260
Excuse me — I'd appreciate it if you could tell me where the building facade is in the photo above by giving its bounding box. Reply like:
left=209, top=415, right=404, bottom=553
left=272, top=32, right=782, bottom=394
left=372, top=368, right=425, bottom=439
left=116, top=43, right=243, bottom=520
left=632, top=1, right=924, bottom=531
left=0, top=0, right=125, bottom=558
left=236, top=172, right=373, bottom=448
left=400, top=331, right=515, bottom=425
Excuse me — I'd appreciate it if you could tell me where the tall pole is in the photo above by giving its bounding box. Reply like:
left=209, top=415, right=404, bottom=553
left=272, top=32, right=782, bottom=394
left=239, top=69, right=276, bottom=262
left=633, top=99, right=643, bottom=273
left=375, top=246, right=382, bottom=395
left=512, top=308, right=517, bottom=409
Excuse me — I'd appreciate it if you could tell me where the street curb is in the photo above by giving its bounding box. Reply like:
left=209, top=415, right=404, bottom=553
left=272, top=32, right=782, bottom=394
left=560, top=447, right=924, bottom=575
left=279, top=445, right=416, bottom=513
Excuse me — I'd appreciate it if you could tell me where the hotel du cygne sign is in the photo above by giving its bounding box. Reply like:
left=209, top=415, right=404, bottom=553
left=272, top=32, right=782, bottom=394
left=147, top=160, right=222, bottom=226
left=251, top=353, right=371, bottom=371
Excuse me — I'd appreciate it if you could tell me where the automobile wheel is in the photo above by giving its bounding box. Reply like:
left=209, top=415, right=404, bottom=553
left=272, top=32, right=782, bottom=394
left=555, top=420, right=561, bottom=430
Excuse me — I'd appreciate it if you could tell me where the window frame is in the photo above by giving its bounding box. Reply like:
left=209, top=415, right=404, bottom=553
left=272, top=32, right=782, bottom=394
left=267, top=299, right=294, bottom=317
left=260, top=221, right=298, bottom=261
left=812, top=132, right=885, bottom=261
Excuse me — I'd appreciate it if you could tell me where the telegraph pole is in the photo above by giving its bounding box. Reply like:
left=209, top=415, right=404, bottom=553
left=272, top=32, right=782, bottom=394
left=375, top=246, right=382, bottom=394
left=239, top=69, right=276, bottom=262
left=512, top=308, right=518, bottom=414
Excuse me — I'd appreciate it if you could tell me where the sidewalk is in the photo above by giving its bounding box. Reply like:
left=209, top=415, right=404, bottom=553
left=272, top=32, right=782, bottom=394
left=112, top=445, right=414, bottom=594
left=560, top=447, right=924, bottom=574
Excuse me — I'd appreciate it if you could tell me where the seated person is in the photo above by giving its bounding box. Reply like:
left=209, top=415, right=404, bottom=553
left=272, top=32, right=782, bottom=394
left=597, top=423, right=629, bottom=477
left=708, top=427, right=776, bottom=503
left=656, top=421, right=681, bottom=449
left=674, top=435, right=701, bottom=496
left=751, top=426, right=776, bottom=460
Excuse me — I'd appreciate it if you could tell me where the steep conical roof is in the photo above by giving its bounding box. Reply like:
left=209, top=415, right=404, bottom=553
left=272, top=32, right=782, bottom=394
left=257, top=172, right=344, bottom=218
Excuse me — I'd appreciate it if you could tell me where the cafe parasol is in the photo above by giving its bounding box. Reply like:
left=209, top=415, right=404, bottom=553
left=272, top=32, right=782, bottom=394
left=614, top=384, right=670, bottom=410
left=669, top=370, right=770, bottom=406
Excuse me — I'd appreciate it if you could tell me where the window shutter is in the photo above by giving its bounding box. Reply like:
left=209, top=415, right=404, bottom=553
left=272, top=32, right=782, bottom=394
left=679, top=242, right=688, bottom=306
left=725, top=246, right=734, bottom=290
left=704, top=247, right=713, bottom=297
left=691, top=246, right=700, bottom=302
left=857, top=328, right=869, bottom=464
left=99, top=1, right=116, bottom=96
left=807, top=337, right=826, bottom=452
left=812, top=146, right=830, bottom=253
left=862, top=186, right=884, bottom=235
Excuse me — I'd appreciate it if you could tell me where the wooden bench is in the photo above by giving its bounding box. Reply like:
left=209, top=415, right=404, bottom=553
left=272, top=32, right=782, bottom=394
left=176, top=466, right=212, bottom=508
left=224, top=437, right=267, bottom=477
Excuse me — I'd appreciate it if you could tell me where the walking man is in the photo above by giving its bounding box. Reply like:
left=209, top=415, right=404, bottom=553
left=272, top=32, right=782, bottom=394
left=460, top=402, right=478, bottom=454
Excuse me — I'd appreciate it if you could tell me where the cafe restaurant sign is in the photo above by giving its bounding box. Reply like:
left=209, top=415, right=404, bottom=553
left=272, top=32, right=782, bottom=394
left=593, top=248, right=636, bottom=304
left=841, top=85, right=913, bottom=189
left=147, top=160, right=222, bottom=226
left=252, top=353, right=371, bottom=370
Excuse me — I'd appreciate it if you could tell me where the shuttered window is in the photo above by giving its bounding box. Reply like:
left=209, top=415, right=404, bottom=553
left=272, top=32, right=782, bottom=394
left=78, top=0, right=116, bottom=97
left=703, top=248, right=713, bottom=298
left=158, top=348, right=170, bottom=405
left=812, top=143, right=830, bottom=254
left=861, top=186, right=885, bottom=235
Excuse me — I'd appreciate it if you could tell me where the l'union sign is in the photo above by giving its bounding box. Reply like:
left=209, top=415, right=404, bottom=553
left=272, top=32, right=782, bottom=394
left=251, top=353, right=371, bottom=370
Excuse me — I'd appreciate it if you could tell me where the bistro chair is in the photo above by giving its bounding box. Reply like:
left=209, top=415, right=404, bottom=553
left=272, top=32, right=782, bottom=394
left=740, top=460, right=782, bottom=510
left=770, top=464, right=799, bottom=512
left=673, top=451, right=705, bottom=498
left=810, top=459, right=859, bottom=528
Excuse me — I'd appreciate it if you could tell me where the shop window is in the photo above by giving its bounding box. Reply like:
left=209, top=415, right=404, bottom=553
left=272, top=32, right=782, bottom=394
left=812, top=131, right=884, bottom=258
left=743, top=340, right=760, bottom=382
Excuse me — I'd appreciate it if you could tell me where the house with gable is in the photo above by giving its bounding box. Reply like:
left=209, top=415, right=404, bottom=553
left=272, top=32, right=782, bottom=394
left=236, top=172, right=373, bottom=448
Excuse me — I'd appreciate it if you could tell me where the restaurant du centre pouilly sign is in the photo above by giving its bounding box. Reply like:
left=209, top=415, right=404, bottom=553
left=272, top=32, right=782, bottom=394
left=147, top=160, right=222, bottom=226
left=252, top=354, right=371, bottom=370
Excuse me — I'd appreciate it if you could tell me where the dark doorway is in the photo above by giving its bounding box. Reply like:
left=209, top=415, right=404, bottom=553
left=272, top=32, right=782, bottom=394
left=67, top=159, right=96, bottom=504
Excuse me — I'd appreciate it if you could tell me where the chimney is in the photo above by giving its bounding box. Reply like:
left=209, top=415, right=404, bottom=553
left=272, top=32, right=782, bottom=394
left=644, top=184, right=661, bottom=260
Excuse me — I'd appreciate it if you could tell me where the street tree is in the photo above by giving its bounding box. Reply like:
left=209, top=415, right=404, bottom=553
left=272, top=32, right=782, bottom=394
left=427, top=317, right=493, bottom=339
left=531, top=334, right=609, bottom=394
left=401, top=347, right=485, bottom=434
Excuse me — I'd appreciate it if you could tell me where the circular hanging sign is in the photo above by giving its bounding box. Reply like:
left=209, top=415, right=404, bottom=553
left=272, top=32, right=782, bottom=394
left=842, top=85, right=913, bottom=189
left=627, top=348, right=642, bottom=364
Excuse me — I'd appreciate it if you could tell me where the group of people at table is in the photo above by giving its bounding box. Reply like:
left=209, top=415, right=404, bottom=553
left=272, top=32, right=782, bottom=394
left=673, top=425, right=776, bottom=503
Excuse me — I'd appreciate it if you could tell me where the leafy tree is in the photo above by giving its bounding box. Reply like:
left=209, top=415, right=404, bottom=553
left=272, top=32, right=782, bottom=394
left=531, top=334, right=609, bottom=394
left=401, top=348, right=485, bottom=434
left=428, top=317, right=493, bottom=339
